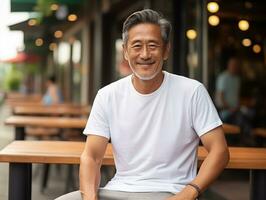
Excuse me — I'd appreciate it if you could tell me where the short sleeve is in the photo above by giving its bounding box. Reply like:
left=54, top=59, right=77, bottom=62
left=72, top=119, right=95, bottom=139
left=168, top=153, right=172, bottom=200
left=83, top=91, right=110, bottom=139
left=190, top=84, right=222, bottom=137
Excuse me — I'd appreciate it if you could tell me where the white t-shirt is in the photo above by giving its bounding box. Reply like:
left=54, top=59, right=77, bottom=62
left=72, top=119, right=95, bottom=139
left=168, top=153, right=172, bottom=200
left=83, top=71, right=222, bottom=194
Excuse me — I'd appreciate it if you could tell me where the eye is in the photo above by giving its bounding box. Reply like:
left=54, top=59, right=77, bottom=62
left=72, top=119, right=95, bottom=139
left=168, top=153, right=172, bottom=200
left=132, top=44, right=141, bottom=49
left=148, top=44, right=158, bottom=49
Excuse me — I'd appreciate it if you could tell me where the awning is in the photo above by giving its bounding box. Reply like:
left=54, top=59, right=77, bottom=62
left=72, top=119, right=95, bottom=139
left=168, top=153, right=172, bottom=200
left=2, top=52, right=42, bottom=64
left=9, top=20, right=45, bottom=38
left=11, top=0, right=36, bottom=12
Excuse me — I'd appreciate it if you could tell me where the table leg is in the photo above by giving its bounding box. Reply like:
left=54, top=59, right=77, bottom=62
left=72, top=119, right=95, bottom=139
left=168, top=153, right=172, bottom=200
left=15, top=127, right=25, bottom=140
left=9, top=163, right=32, bottom=200
left=250, top=169, right=266, bottom=200
left=41, top=164, right=50, bottom=192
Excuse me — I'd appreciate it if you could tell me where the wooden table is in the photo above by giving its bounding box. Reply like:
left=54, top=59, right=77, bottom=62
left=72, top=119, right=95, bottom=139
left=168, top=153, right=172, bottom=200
left=6, top=101, right=44, bottom=107
left=253, top=128, right=266, bottom=138
left=5, top=93, right=42, bottom=101
left=13, top=105, right=91, bottom=116
left=0, top=141, right=113, bottom=165
left=5, top=116, right=239, bottom=140
left=5, top=116, right=87, bottom=140
left=6, top=101, right=86, bottom=109
left=0, top=141, right=266, bottom=200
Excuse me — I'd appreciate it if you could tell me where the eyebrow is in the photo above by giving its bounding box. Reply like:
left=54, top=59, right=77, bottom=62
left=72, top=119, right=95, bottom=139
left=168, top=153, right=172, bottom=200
left=130, top=39, right=161, bottom=44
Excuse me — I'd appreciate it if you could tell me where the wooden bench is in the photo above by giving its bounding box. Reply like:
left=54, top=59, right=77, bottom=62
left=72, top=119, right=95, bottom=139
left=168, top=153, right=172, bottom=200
left=5, top=100, right=88, bottom=114
left=0, top=141, right=266, bottom=200
left=253, top=128, right=266, bottom=138
left=13, top=105, right=91, bottom=116
left=5, top=116, right=240, bottom=140
left=5, top=93, right=42, bottom=102
left=5, top=116, right=87, bottom=140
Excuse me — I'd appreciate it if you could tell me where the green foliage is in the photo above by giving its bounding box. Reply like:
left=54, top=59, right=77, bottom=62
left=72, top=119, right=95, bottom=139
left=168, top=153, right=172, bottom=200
left=4, top=66, right=23, bottom=91
left=23, top=63, right=41, bottom=75
left=34, top=0, right=56, bottom=21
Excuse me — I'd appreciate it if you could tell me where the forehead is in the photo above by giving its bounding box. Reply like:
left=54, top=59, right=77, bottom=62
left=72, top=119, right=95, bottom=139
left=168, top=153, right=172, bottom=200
left=127, top=23, right=163, bottom=43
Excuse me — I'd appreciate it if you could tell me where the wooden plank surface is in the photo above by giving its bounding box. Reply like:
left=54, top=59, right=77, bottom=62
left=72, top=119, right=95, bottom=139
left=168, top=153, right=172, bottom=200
left=13, top=105, right=91, bottom=116
left=0, top=141, right=113, bottom=165
left=5, top=116, right=87, bottom=128
left=253, top=128, right=266, bottom=138
left=6, top=93, right=42, bottom=101
left=6, top=101, right=84, bottom=108
left=5, top=115, right=239, bottom=134
left=198, top=147, right=266, bottom=169
left=1, top=141, right=266, bottom=169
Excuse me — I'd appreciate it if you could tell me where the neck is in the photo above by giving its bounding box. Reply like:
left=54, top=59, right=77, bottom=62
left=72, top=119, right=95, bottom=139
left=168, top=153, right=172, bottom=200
left=131, top=71, right=164, bottom=94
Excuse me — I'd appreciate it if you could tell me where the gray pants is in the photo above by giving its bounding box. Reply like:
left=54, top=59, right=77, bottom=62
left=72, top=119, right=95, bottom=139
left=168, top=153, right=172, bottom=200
left=55, top=189, right=174, bottom=200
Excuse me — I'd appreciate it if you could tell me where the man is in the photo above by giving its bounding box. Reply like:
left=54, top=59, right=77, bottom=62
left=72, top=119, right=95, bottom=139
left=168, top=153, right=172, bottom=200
left=215, top=57, right=241, bottom=122
left=56, top=9, right=229, bottom=200
left=215, top=57, right=254, bottom=139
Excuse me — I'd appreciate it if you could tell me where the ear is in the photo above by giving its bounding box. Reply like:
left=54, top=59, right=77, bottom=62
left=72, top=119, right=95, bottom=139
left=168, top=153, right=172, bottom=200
left=123, top=44, right=129, bottom=61
left=163, top=43, right=171, bottom=60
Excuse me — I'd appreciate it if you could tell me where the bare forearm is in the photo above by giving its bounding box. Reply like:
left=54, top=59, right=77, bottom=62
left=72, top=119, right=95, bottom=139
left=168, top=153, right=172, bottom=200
left=192, top=147, right=229, bottom=192
left=166, top=148, right=229, bottom=200
left=79, top=156, right=101, bottom=200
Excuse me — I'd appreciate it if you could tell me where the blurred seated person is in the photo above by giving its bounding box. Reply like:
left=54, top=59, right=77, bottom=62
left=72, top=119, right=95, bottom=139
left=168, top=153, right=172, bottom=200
left=215, top=57, right=254, bottom=136
left=26, top=76, right=63, bottom=139
left=42, top=75, right=63, bottom=105
left=215, top=57, right=240, bottom=122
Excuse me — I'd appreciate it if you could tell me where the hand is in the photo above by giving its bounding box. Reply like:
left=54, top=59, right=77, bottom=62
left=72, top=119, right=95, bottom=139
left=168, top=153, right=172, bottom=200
left=165, top=186, right=198, bottom=200
left=81, top=192, right=98, bottom=200
left=82, top=196, right=98, bottom=200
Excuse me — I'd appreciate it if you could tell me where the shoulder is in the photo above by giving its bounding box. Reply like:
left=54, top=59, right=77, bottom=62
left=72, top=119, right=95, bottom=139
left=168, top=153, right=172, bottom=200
left=166, top=71, right=202, bottom=93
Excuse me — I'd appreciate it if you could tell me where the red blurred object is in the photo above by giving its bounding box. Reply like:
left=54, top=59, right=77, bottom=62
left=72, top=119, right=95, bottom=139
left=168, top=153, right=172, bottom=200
left=2, top=52, right=41, bottom=63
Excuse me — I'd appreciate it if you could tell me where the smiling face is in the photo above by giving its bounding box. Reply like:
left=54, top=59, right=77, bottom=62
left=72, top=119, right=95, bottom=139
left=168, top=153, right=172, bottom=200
left=123, top=23, right=170, bottom=81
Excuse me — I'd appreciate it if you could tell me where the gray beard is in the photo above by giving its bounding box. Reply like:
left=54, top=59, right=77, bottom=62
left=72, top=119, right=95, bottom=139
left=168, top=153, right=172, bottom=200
left=129, top=61, right=163, bottom=81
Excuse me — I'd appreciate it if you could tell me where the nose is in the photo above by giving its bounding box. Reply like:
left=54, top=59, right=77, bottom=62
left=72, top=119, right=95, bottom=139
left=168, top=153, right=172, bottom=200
left=140, top=45, right=151, bottom=60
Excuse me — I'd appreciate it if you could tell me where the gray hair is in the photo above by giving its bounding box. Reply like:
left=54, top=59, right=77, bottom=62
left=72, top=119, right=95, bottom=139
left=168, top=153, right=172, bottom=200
left=122, top=9, right=172, bottom=45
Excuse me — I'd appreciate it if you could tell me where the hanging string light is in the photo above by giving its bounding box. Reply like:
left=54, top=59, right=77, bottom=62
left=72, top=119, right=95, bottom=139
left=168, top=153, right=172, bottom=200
left=208, top=15, right=220, bottom=26
left=242, top=38, right=252, bottom=47
left=54, top=30, right=63, bottom=39
left=28, top=19, right=37, bottom=26
left=35, top=38, right=43, bottom=46
left=49, top=43, right=57, bottom=51
left=238, top=20, right=249, bottom=31
left=186, top=29, right=197, bottom=40
left=207, top=2, right=219, bottom=13
left=68, top=14, right=78, bottom=22
left=50, top=4, right=59, bottom=11
left=253, top=44, right=261, bottom=53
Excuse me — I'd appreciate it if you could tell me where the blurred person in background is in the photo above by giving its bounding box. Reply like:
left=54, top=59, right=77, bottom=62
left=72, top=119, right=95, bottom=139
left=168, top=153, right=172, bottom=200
left=215, top=57, right=241, bottom=122
left=215, top=57, right=255, bottom=139
left=42, top=75, right=63, bottom=105
left=25, top=75, right=63, bottom=139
